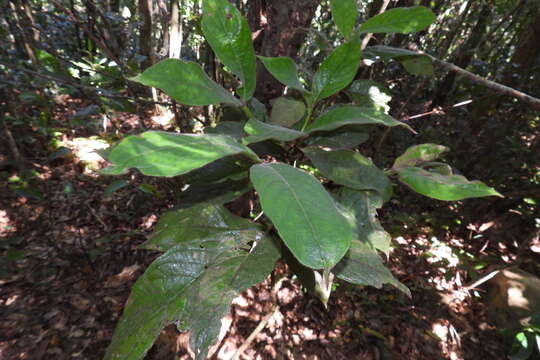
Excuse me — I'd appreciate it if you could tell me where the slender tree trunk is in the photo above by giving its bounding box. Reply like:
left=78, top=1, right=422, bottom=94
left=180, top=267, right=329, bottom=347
left=139, top=0, right=153, bottom=70
left=247, top=0, right=319, bottom=102
left=169, top=0, right=182, bottom=59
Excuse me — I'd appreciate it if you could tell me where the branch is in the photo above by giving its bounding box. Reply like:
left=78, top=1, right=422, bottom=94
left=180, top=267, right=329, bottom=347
left=426, top=54, right=540, bottom=110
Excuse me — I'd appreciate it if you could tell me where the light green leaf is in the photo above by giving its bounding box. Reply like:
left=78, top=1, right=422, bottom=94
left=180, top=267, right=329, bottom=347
left=243, top=118, right=305, bottom=144
left=304, top=148, right=393, bottom=201
left=269, top=97, right=306, bottom=127
left=131, top=59, right=241, bottom=106
left=347, top=80, right=392, bottom=113
left=310, top=38, right=361, bottom=104
left=307, top=105, right=414, bottom=133
left=333, top=240, right=410, bottom=297
left=143, top=203, right=261, bottom=251
left=399, top=55, right=434, bottom=75
left=104, top=235, right=279, bottom=360
left=329, top=0, right=358, bottom=39
left=397, top=167, right=503, bottom=201
left=393, top=144, right=449, bottom=169
left=202, top=0, right=257, bottom=100
left=359, top=6, right=435, bottom=34
left=258, top=56, right=306, bottom=92
left=334, top=188, right=391, bottom=254
left=304, top=128, right=369, bottom=149
left=101, top=131, right=260, bottom=177
left=250, top=163, right=353, bottom=269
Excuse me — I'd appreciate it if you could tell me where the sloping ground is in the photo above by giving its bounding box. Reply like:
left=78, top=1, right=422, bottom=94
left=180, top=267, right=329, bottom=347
left=0, top=103, right=536, bottom=360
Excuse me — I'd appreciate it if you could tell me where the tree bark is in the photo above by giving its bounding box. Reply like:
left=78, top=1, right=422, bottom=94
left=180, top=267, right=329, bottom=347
left=139, top=0, right=154, bottom=70
left=247, top=0, right=319, bottom=102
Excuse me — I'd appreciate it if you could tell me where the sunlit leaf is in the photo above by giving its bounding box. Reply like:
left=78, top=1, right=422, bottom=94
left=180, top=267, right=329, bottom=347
left=258, top=56, right=306, bottom=92
left=101, top=131, right=260, bottom=177
left=243, top=118, right=305, bottom=144
left=250, top=163, right=353, bottom=269
left=393, top=143, right=449, bottom=169
left=329, top=0, right=358, bottom=39
left=202, top=0, right=257, bottom=100
left=269, top=97, right=306, bottom=127
left=131, top=59, right=241, bottom=106
left=397, top=167, right=503, bottom=201
left=359, top=6, right=435, bottom=34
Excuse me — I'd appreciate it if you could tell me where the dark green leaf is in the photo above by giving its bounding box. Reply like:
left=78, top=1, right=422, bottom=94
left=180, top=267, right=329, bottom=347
left=304, top=148, right=392, bottom=201
left=269, top=97, right=306, bottom=127
left=250, top=163, right=353, bottom=269
left=421, top=162, right=453, bottom=176
left=363, top=46, right=434, bottom=75
left=399, top=55, right=434, bottom=75
left=47, top=146, right=72, bottom=161
left=131, top=59, right=241, bottom=106
left=397, top=167, right=503, bottom=201
left=334, top=188, right=391, bottom=253
left=104, top=180, right=129, bottom=196
left=258, top=56, right=306, bottom=92
left=177, top=178, right=251, bottom=208
left=307, top=105, right=414, bottom=134
left=249, top=97, right=269, bottom=121
left=393, top=143, right=449, bottom=169
left=347, top=80, right=392, bottom=112
left=101, top=131, right=260, bottom=177
left=329, top=0, right=358, bottom=39
left=310, top=38, right=361, bottom=104
left=143, top=203, right=261, bottom=251
left=333, top=240, right=410, bottom=296
left=243, top=118, right=305, bottom=144
left=182, top=154, right=251, bottom=184
left=359, top=6, right=435, bottom=34
left=205, top=122, right=246, bottom=142
left=202, top=0, right=257, bottom=100
left=104, top=235, right=279, bottom=360
left=304, top=128, right=369, bottom=149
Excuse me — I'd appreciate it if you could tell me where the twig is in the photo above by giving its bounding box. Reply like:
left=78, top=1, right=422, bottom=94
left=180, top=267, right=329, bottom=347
left=231, top=277, right=286, bottom=360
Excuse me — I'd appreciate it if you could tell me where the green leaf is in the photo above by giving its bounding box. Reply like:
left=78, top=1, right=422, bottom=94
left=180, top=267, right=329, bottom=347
left=347, top=80, right=392, bottom=113
left=399, top=55, right=434, bottom=75
left=310, top=38, right=361, bottom=104
left=182, top=154, right=251, bottom=184
left=304, top=128, right=369, bottom=149
left=363, top=46, right=434, bottom=75
left=304, top=148, right=392, bottom=201
left=269, top=97, right=306, bottom=127
left=143, top=203, right=261, bottom=251
left=104, top=180, right=129, bottom=196
left=329, top=0, right=358, bottom=39
left=205, top=121, right=246, bottom=141
left=393, top=144, right=449, bottom=169
left=202, top=0, right=257, bottom=100
left=131, top=59, right=241, bottom=106
left=333, top=240, right=410, bottom=297
left=243, top=118, right=305, bottom=144
left=177, top=178, right=251, bottom=208
left=100, top=131, right=260, bottom=177
left=334, top=188, right=391, bottom=254
left=359, top=6, right=435, bottom=34
left=397, top=167, right=503, bottom=201
left=258, top=56, right=306, bottom=92
left=104, top=235, right=279, bottom=360
left=250, top=163, right=353, bottom=269
left=307, top=105, right=414, bottom=133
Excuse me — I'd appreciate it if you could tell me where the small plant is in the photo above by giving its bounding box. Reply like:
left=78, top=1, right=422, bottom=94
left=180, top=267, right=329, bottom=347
left=508, top=315, right=540, bottom=360
left=101, top=1, right=502, bottom=359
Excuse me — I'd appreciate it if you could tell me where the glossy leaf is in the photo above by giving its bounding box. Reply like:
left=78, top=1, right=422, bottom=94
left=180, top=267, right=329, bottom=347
left=250, top=163, right=353, bottom=269
left=393, top=143, right=449, bottom=169
left=258, top=56, right=306, bottom=92
left=310, top=38, right=361, bottom=104
left=304, top=128, right=369, bottom=149
left=104, top=235, right=279, bottom=360
left=143, top=203, right=261, bottom=251
left=307, top=105, right=414, bottom=133
left=329, top=0, right=358, bottom=39
left=359, top=6, right=435, bottom=34
left=269, top=97, right=306, bottom=127
left=333, top=240, right=410, bottom=297
left=243, top=118, right=305, bottom=144
left=130, top=59, right=241, bottom=106
left=100, top=131, right=260, bottom=177
left=334, top=188, right=391, bottom=254
left=304, top=148, right=392, bottom=201
left=347, top=80, right=392, bottom=113
left=398, top=167, right=503, bottom=201
left=202, top=0, right=257, bottom=100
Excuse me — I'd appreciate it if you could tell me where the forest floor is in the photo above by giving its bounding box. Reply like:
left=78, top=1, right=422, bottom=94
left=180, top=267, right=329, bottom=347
left=1, top=99, right=538, bottom=360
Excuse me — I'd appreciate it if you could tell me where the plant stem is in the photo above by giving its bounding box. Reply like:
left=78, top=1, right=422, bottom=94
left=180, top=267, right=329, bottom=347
left=241, top=105, right=254, bottom=119
left=300, top=105, right=313, bottom=132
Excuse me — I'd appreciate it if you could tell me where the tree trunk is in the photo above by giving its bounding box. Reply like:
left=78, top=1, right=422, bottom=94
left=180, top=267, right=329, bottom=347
left=247, top=0, right=319, bottom=102
left=169, top=0, right=182, bottom=59
left=139, top=0, right=154, bottom=70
